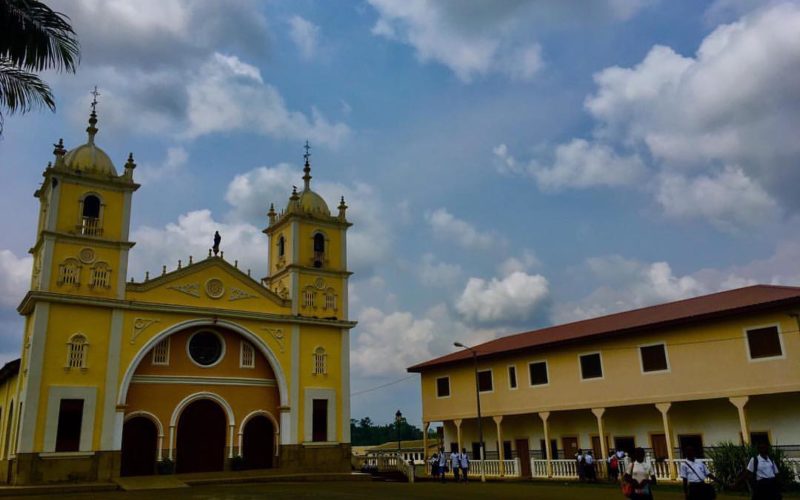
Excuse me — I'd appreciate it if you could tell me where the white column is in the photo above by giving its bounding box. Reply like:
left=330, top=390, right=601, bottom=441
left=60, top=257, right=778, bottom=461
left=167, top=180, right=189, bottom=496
left=592, top=408, right=607, bottom=477
left=494, top=415, right=505, bottom=476
left=454, top=419, right=462, bottom=453
left=539, top=412, right=552, bottom=477
left=655, top=403, right=676, bottom=480
left=729, top=396, right=750, bottom=444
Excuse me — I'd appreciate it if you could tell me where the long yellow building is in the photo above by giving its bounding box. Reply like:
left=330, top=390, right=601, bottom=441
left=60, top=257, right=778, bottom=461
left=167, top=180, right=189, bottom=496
left=0, top=103, right=354, bottom=484
left=409, top=285, right=800, bottom=479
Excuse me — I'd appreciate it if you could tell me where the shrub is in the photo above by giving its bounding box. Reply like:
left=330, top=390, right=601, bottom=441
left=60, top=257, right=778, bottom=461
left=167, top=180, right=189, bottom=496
left=706, top=442, right=795, bottom=493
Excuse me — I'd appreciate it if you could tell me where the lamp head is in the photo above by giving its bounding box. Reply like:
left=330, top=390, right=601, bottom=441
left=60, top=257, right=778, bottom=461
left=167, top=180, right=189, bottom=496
left=454, top=342, right=465, bottom=348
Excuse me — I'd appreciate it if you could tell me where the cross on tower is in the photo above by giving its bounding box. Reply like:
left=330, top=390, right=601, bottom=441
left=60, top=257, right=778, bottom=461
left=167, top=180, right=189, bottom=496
left=90, top=86, right=100, bottom=113
left=303, top=140, right=311, bottom=164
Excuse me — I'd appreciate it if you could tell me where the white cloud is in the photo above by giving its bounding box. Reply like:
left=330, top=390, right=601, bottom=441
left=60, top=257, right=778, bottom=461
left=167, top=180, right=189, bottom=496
left=493, top=144, right=524, bottom=175
left=184, top=53, right=350, bottom=147
left=0, top=250, right=32, bottom=308
left=656, top=167, right=778, bottom=232
left=553, top=256, right=707, bottom=323
left=426, top=208, right=494, bottom=251
left=368, top=0, right=542, bottom=82
left=224, top=164, right=391, bottom=275
left=419, top=253, right=462, bottom=288
left=288, top=16, right=320, bottom=60
left=531, top=139, right=646, bottom=191
left=351, top=307, right=436, bottom=376
left=498, top=251, right=540, bottom=276
left=130, top=210, right=266, bottom=279
left=136, top=146, right=189, bottom=183
left=456, top=271, right=550, bottom=325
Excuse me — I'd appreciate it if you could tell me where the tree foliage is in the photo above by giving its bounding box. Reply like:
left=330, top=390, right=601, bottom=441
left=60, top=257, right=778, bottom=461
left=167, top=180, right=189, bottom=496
left=350, top=416, right=431, bottom=446
left=706, top=442, right=795, bottom=493
left=0, top=0, right=79, bottom=132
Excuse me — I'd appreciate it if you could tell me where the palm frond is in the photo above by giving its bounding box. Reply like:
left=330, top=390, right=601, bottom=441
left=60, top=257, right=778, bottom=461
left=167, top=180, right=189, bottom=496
left=0, top=57, right=55, bottom=114
left=0, top=0, right=80, bottom=73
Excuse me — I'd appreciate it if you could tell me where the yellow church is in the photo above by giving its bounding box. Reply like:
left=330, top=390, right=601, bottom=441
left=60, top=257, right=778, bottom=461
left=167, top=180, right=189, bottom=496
left=0, top=101, right=355, bottom=484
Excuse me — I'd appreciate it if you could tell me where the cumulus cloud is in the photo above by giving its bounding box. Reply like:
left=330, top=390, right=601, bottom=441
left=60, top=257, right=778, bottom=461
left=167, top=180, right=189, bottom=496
left=553, top=256, right=708, bottom=323
left=184, top=53, right=350, bottom=146
left=498, top=251, right=540, bottom=276
left=418, top=253, right=463, bottom=289
left=136, top=146, right=189, bottom=183
left=656, top=167, right=778, bottom=232
left=509, top=3, right=800, bottom=230
left=0, top=250, right=32, bottom=308
left=288, top=16, right=320, bottom=60
left=224, top=164, right=391, bottom=275
left=426, top=208, right=494, bottom=251
left=456, top=271, right=550, bottom=325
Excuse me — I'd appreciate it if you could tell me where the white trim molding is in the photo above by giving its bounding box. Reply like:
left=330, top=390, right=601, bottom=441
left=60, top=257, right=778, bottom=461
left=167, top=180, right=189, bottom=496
left=43, top=386, right=97, bottom=453
left=303, top=387, right=336, bottom=444
left=743, top=323, right=786, bottom=363
left=237, top=409, right=280, bottom=457
left=124, top=410, right=165, bottom=461
left=131, top=375, right=276, bottom=387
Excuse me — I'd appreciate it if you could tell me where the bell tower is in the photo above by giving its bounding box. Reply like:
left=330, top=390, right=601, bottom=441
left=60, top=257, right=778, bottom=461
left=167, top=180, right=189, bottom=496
left=30, top=92, right=139, bottom=300
left=263, top=143, right=351, bottom=319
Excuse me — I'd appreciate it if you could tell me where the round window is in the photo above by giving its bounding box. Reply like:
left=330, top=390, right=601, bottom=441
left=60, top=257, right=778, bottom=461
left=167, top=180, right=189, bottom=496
left=188, top=331, right=224, bottom=366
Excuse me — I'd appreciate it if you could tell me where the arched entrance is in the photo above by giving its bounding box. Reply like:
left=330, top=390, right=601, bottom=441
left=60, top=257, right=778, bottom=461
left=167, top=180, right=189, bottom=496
left=120, top=416, right=158, bottom=476
left=176, top=399, right=226, bottom=473
left=242, top=415, right=274, bottom=469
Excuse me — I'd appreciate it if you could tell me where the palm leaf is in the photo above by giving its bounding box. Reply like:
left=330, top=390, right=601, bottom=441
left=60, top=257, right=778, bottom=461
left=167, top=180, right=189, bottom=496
left=0, top=57, right=55, bottom=113
left=0, top=0, right=80, bottom=73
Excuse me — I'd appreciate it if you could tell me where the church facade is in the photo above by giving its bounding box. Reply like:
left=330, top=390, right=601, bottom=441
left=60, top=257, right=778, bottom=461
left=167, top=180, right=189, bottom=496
left=0, top=104, right=354, bottom=484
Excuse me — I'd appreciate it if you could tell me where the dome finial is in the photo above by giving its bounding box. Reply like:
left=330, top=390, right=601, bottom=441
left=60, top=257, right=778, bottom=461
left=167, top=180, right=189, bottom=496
left=86, top=85, right=100, bottom=144
left=302, top=140, right=312, bottom=190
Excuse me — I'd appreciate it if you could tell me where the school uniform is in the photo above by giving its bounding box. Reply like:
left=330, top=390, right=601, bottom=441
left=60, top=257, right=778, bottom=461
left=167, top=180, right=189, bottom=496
left=584, top=453, right=596, bottom=481
left=438, top=453, right=448, bottom=483
left=450, top=452, right=461, bottom=481
left=576, top=453, right=585, bottom=480
left=626, top=460, right=656, bottom=500
left=747, top=455, right=781, bottom=500
left=679, top=459, right=714, bottom=500
left=459, top=453, right=469, bottom=482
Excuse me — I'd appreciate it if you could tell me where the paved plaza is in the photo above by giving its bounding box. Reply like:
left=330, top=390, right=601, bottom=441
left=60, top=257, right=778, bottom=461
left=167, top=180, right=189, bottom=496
left=13, top=480, right=799, bottom=500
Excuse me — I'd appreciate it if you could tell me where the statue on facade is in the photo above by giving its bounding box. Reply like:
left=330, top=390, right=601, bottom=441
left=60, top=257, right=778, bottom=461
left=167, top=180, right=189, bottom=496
left=212, top=231, right=221, bottom=256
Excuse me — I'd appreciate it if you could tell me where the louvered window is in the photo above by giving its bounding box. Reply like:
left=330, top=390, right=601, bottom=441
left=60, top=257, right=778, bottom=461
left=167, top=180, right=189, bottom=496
left=151, top=338, right=170, bottom=365
left=240, top=341, right=255, bottom=368
left=67, top=334, right=88, bottom=369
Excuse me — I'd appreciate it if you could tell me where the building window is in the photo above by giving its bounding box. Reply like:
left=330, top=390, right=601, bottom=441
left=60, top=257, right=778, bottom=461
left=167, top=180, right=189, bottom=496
left=80, top=194, right=102, bottom=236
left=529, top=361, right=549, bottom=386
left=187, top=331, right=224, bottom=367
left=312, top=347, right=327, bottom=375
left=57, top=258, right=81, bottom=286
left=89, top=262, right=111, bottom=288
left=579, top=353, right=603, bottom=380
left=508, top=365, right=518, bottom=389
left=312, top=399, right=328, bottom=442
left=477, top=369, right=493, bottom=392
left=313, top=233, right=325, bottom=268
left=640, top=344, right=669, bottom=373
left=240, top=340, right=255, bottom=369
left=55, top=399, right=83, bottom=452
left=324, top=289, right=337, bottom=311
left=278, top=235, right=285, bottom=257
left=151, top=337, right=170, bottom=366
left=436, top=376, right=450, bottom=398
left=303, top=287, right=316, bottom=309
left=746, top=326, right=783, bottom=360
left=66, top=334, right=88, bottom=369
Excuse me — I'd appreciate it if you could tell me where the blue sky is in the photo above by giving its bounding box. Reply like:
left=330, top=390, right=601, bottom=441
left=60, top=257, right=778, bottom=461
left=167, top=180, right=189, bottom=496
left=1, top=0, right=799, bottom=427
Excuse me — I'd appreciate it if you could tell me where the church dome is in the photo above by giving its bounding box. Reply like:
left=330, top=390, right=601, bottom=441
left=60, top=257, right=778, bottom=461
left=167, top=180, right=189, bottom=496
left=63, top=142, right=117, bottom=176
left=296, top=189, right=330, bottom=216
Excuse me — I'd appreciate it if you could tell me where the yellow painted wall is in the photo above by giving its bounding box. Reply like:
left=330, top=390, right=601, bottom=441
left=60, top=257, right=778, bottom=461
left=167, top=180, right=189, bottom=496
left=420, top=311, right=800, bottom=421
left=53, top=181, right=126, bottom=241
left=0, top=370, right=19, bottom=460
left=48, top=241, right=122, bottom=295
left=297, top=324, right=343, bottom=443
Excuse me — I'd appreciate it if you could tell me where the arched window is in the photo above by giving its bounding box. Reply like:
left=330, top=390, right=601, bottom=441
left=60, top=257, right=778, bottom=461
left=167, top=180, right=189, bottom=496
left=302, top=286, right=316, bottom=309
left=277, top=235, right=285, bottom=258
left=313, top=233, right=325, bottom=268
left=66, top=334, right=88, bottom=369
left=312, top=347, right=327, bottom=375
left=89, top=261, right=111, bottom=289
left=240, top=340, right=255, bottom=369
left=57, top=258, right=81, bottom=286
left=324, top=288, right=337, bottom=311
left=80, top=194, right=102, bottom=236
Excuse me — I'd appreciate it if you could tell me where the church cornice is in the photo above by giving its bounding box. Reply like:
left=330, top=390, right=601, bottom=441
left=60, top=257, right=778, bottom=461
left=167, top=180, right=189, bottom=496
left=39, top=168, right=140, bottom=195
left=30, top=231, right=136, bottom=254
left=263, top=213, right=352, bottom=235
left=265, top=265, right=353, bottom=284
left=17, top=290, right=357, bottom=329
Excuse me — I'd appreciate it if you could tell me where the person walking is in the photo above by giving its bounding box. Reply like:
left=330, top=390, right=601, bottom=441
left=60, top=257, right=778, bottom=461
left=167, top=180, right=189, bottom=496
left=438, top=448, right=448, bottom=483
left=460, top=448, right=470, bottom=483
left=450, top=448, right=461, bottom=482
left=680, top=445, right=718, bottom=500
left=430, top=453, right=439, bottom=480
left=576, top=448, right=585, bottom=482
left=745, top=441, right=782, bottom=500
left=624, top=447, right=657, bottom=500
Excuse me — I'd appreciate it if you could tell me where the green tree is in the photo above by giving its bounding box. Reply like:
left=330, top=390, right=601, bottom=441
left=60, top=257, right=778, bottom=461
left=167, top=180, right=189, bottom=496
left=0, top=0, right=79, bottom=134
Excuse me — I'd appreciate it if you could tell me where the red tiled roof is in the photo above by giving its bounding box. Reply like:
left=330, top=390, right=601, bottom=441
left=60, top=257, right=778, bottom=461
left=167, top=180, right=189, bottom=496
left=407, top=285, right=800, bottom=373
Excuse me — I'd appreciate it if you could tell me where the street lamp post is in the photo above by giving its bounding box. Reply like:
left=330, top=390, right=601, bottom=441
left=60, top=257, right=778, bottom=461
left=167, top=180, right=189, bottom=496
left=395, top=409, right=402, bottom=454
left=454, top=341, right=486, bottom=482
